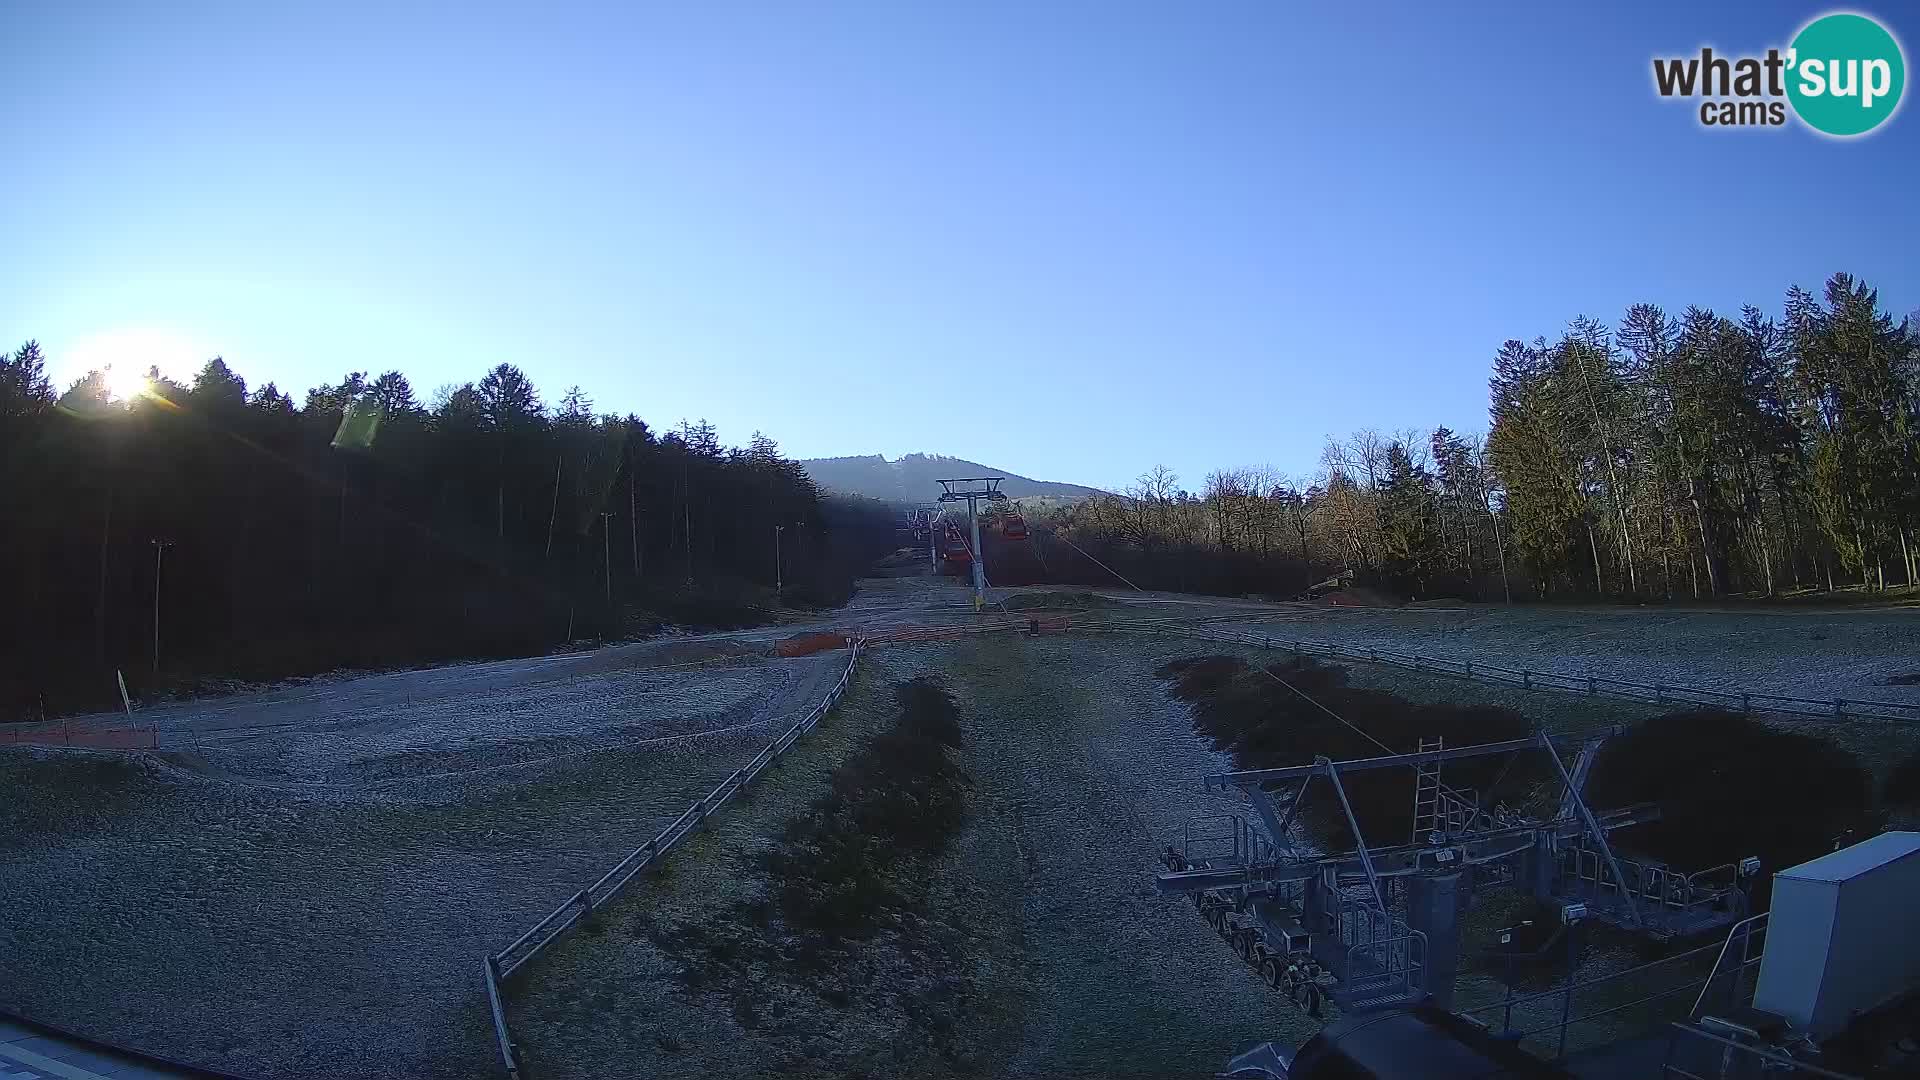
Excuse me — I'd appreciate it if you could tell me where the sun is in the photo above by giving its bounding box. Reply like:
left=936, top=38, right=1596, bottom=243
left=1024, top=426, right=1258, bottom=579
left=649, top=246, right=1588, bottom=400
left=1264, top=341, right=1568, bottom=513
left=66, top=327, right=207, bottom=401
left=104, top=364, right=151, bottom=402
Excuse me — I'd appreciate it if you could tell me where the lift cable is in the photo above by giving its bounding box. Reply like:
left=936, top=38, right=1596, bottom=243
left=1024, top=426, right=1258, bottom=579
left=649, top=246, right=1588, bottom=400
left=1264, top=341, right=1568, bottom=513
left=1251, top=660, right=1491, bottom=832
left=1251, top=662, right=1394, bottom=758
left=1043, top=526, right=1145, bottom=592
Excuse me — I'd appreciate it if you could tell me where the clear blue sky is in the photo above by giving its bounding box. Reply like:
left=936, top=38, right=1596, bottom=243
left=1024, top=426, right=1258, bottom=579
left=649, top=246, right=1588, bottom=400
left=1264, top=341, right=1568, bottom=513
left=4, top=1, right=1915, bottom=492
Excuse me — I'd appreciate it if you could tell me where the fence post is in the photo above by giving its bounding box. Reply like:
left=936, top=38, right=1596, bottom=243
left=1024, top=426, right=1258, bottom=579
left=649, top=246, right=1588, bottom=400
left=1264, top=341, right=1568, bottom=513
left=1654, top=685, right=1664, bottom=704
left=1587, top=676, right=1597, bottom=696
left=1465, top=660, right=1473, bottom=678
left=1522, top=671, right=1531, bottom=690
left=1834, top=699, right=1844, bottom=718
left=1741, top=693, right=1752, bottom=714
left=1369, top=647, right=1378, bottom=661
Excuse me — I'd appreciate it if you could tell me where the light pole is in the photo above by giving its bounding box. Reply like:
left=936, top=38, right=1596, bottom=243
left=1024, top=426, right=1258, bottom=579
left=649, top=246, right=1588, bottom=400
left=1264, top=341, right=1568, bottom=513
left=151, top=539, right=173, bottom=675
left=774, top=524, right=785, bottom=599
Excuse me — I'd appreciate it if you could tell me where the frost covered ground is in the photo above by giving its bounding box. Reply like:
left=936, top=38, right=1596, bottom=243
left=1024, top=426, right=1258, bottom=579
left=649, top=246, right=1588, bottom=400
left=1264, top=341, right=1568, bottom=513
left=6, top=572, right=1918, bottom=1079
left=1213, top=601, right=1920, bottom=703
left=0, top=639, right=849, bottom=1079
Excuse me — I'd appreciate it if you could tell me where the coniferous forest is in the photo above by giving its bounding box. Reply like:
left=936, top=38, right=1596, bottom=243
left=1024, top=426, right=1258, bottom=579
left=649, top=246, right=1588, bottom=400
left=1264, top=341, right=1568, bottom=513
left=0, top=354, right=895, bottom=717
left=1054, top=273, right=1920, bottom=603
left=5, top=272, right=1916, bottom=715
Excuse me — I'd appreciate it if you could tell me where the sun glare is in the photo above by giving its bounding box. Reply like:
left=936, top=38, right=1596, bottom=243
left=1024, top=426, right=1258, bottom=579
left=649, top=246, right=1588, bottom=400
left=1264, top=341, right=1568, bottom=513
left=104, top=364, right=151, bottom=402
left=67, top=327, right=207, bottom=401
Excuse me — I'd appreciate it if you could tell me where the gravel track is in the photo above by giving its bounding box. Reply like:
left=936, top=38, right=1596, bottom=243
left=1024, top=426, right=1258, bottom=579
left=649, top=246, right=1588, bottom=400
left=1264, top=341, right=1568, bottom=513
left=0, top=648, right=846, bottom=1079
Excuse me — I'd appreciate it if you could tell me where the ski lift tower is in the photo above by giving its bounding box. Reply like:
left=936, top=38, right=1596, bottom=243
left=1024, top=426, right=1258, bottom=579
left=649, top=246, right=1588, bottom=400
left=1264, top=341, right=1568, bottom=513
left=936, top=477, right=1007, bottom=604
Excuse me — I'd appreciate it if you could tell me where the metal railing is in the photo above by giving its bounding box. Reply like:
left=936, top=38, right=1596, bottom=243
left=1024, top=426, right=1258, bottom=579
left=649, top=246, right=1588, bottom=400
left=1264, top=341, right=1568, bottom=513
left=1558, top=843, right=1744, bottom=918
left=481, top=639, right=867, bottom=1080
left=1077, top=622, right=1920, bottom=725
left=1660, top=1022, right=1862, bottom=1079
left=1690, top=913, right=1768, bottom=1020
left=1459, top=937, right=1726, bottom=1061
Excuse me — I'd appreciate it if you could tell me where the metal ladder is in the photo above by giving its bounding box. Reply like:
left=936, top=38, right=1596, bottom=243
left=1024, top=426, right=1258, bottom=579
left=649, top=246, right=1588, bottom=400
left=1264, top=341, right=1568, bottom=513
left=1411, top=736, right=1443, bottom=843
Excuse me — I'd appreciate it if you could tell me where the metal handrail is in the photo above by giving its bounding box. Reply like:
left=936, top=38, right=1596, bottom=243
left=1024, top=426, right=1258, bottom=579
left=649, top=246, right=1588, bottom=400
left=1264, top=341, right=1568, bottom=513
left=1661, top=1022, right=1862, bottom=1080
left=482, top=638, right=867, bottom=1078
left=1690, top=912, right=1768, bottom=1018
left=1460, top=939, right=1723, bottom=1019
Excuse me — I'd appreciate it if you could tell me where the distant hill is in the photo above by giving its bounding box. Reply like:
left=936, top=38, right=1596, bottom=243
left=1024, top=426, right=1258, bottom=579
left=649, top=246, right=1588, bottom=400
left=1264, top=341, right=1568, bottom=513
left=800, top=453, right=1109, bottom=504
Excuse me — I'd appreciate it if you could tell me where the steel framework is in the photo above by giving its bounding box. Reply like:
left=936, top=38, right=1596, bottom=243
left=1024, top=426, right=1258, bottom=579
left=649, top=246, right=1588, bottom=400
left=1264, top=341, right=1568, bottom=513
left=935, top=477, right=1007, bottom=602
left=1159, top=728, right=1760, bottom=1016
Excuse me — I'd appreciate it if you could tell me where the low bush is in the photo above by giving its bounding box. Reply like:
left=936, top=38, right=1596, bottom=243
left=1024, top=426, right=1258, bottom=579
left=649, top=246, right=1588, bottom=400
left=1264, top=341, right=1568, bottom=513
left=643, top=677, right=974, bottom=1021
left=765, top=678, right=970, bottom=939
left=1886, top=750, right=1920, bottom=809
left=1585, top=710, right=1879, bottom=882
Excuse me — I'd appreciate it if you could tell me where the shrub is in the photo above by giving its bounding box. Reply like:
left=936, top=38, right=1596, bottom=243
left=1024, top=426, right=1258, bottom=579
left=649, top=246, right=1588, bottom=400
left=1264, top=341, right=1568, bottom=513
left=765, top=678, right=970, bottom=939
left=1586, top=710, right=1879, bottom=881
left=1886, top=750, right=1920, bottom=809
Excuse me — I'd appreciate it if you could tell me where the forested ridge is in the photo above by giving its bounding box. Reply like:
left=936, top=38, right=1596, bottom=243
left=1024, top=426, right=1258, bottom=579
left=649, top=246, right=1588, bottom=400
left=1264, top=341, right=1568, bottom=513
left=0, top=353, right=894, bottom=717
left=1055, top=273, right=1920, bottom=602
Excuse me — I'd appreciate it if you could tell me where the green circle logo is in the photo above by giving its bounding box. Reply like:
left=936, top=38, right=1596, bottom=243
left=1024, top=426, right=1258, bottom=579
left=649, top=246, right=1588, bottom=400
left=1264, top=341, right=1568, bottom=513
left=1787, top=13, right=1906, bottom=136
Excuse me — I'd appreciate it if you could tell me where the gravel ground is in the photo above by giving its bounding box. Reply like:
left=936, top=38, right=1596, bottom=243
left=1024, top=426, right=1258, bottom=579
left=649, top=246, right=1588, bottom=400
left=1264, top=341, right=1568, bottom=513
left=0, top=647, right=848, bottom=1079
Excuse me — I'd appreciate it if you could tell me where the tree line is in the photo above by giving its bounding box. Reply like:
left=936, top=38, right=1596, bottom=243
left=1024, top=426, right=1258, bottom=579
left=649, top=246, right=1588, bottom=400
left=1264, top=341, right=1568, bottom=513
left=1056, top=273, right=1919, bottom=602
left=0, top=351, right=893, bottom=717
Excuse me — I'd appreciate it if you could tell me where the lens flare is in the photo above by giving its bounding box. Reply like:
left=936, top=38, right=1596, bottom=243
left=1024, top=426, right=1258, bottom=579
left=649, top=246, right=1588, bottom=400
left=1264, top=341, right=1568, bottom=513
left=104, top=364, right=151, bottom=402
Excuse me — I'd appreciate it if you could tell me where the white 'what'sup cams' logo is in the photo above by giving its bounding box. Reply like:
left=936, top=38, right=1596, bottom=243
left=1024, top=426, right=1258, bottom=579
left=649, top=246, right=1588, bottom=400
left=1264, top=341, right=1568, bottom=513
left=1653, top=11, right=1906, bottom=136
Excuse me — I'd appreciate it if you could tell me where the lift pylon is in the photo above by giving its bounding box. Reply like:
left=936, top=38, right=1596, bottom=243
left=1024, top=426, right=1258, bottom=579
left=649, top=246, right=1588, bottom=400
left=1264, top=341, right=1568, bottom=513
left=935, top=477, right=1007, bottom=605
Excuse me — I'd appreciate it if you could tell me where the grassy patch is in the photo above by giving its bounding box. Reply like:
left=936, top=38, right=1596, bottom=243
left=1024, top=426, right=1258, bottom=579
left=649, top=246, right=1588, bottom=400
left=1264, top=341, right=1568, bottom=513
left=0, top=751, right=151, bottom=846
left=635, top=677, right=982, bottom=1067
left=765, top=678, right=970, bottom=939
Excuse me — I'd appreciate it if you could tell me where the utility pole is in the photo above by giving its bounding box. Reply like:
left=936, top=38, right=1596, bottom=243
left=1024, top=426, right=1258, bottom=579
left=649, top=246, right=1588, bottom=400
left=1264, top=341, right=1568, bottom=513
left=774, top=524, right=785, bottom=599
left=628, top=472, right=640, bottom=577
left=936, top=478, right=1007, bottom=607
left=544, top=457, right=561, bottom=559
left=150, top=539, right=173, bottom=675
left=599, top=512, right=614, bottom=603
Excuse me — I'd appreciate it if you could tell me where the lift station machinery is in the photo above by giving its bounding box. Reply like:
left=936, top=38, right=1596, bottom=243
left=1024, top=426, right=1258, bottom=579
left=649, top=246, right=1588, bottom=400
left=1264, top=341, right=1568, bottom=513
left=1157, top=730, right=1762, bottom=1017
